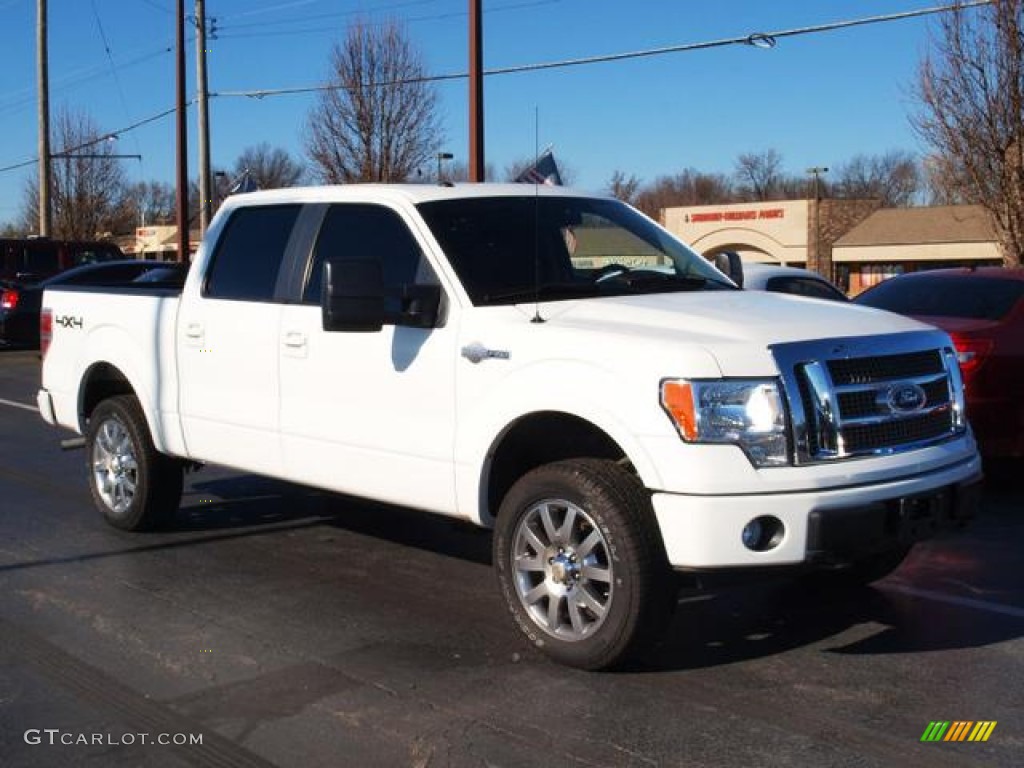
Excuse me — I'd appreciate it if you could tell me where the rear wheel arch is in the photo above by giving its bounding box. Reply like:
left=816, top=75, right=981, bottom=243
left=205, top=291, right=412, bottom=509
left=78, top=362, right=136, bottom=430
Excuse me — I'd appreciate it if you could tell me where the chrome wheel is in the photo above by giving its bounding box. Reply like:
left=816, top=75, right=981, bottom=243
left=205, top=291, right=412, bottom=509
left=91, top=416, right=138, bottom=514
left=510, top=498, right=613, bottom=642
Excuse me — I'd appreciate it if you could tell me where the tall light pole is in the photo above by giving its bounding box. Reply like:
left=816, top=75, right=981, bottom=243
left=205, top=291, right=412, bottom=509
left=37, top=0, right=52, bottom=236
left=806, top=166, right=828, bottom=278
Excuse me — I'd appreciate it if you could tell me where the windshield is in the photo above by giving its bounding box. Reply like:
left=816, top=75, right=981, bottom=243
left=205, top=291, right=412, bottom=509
left=416, top=196, right=734, bottom=306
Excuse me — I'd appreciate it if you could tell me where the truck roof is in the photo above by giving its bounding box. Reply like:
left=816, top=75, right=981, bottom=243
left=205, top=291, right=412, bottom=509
left=218, top=182, right=610, bottom=209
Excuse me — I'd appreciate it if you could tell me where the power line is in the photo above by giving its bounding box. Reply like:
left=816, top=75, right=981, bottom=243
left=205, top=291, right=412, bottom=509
left=216, top=0, right=557, bottom=39
left=212, top=1, right=995, bottom=99
left=0, top=106, right=182, bottom=175
left=0, top=1, right=994, bottom=177
left=90, top=0, right=146, bottom=170
left=218, top=0, right=441, bottom=30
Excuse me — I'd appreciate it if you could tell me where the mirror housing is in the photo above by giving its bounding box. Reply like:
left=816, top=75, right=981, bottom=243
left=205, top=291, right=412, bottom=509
left=322, top=258, right=386, bottom=332
left=321, top=258, right=443, bottom=333
left=713, top=251, right=744, bottom=288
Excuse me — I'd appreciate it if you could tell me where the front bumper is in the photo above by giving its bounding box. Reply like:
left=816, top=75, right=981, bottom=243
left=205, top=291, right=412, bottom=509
left=651, top=454, right=983, bottom=569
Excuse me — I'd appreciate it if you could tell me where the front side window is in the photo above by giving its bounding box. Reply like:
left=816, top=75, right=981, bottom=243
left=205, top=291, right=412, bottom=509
left=417, top=196, right=734, bottom=306
left=303, top=204, right=436, bottom=304
left=205, top=205, right=300, bottom=301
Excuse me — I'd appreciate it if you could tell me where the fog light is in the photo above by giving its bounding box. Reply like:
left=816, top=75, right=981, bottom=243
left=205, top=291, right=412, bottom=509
left=741, top=516, right=785, bottom=552
left=741, top=519, right=763, bottom=550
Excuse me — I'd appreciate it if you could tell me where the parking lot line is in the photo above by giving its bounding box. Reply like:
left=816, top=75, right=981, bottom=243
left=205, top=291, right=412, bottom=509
left=882, top=582, right=1024, bottom=619
left=0, top=397, right=36, bottom=413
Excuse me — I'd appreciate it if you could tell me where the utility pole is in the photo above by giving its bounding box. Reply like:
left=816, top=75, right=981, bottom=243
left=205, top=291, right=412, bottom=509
left=37, top=0, right=52, bottom=236
left=468, top=0, right=484, bottom=182
left=176, top=0, right=189, bottom=262
left=195, top=0, right=213, bottom=234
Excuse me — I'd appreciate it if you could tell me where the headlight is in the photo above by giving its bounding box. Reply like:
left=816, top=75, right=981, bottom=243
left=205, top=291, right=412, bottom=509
left=660, top=378, right=790, bottom=467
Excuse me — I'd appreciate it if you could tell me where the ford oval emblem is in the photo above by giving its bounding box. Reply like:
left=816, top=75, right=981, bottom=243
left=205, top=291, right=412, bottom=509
left=886, top=382, right=927, bottom=414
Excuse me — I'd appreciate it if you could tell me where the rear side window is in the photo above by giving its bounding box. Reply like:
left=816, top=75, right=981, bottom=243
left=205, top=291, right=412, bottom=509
left=22, top=243, right=59, bottom=276
left=205, top=205, right=301, bottom=301
left=303, top=204, right=435, bottom=304
left=859, top=275, right=1024, bottom=320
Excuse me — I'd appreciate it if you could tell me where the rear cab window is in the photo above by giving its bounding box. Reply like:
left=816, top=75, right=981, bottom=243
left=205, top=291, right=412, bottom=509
left=204, top=205, right=302, bottom=301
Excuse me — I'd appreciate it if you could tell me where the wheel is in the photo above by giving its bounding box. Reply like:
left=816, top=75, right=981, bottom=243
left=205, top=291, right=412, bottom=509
left=86, top=395, right=183, bottom=531
left=810, top=545, right=913, bottom=589
left=493, top=459, right=674, bottom=670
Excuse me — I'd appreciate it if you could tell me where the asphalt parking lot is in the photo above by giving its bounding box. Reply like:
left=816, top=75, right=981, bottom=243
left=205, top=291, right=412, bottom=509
left=0, top=347, right=1021, bottom=767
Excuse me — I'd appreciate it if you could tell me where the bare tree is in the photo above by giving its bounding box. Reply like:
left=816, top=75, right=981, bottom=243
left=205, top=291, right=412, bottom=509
left=606, top=171, right=641, bottom=204
left=20, top=107, right=129, bottom=238
left=306, top=19, right=443, bottom=183
left=233, top=143, right=305, bottom=189
left=118, top=180, right=176, bottom=228
left=912, top=0, right=1024, bottom=265
left=833, top=151, right=922, bottom=207
left=734, top=149, right=785, bottom=201
left=631, top=169, right=735, bottom=219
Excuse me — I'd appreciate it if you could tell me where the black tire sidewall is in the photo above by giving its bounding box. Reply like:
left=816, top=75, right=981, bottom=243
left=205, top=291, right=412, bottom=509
left=85, top=396, right=179, bottom=531
left=494, top=460, right=667, bottom=670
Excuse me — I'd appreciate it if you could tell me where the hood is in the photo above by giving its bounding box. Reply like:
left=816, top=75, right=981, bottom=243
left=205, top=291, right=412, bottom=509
left=512, top=291, right=937, bottom=376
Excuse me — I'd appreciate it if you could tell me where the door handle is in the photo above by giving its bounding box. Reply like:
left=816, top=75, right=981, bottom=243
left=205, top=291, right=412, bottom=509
left=283, top=331, right=307, bottom=349
left=184, top=323, right=204, bottom=345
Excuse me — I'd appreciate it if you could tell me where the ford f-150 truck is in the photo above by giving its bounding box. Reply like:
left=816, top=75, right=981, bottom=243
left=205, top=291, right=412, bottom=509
left=37, top=184, right=982, bottom=669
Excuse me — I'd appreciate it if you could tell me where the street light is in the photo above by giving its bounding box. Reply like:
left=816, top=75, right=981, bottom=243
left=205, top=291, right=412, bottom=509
left=806, top=166, right=829, bottom=280
left=806, top=166, right=828, bottom=200
left=437, top=152, right=454, bottom=183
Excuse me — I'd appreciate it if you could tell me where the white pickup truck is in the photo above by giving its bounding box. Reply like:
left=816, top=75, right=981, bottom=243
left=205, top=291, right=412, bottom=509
left=38, top=184, right=982, bottom=669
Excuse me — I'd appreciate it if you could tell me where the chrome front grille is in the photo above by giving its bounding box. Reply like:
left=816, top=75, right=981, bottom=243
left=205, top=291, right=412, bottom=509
left=771, top=331, right=967, bottom=464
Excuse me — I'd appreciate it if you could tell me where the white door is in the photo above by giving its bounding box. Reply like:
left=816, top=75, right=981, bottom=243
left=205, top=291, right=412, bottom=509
left=279, top=203, right=458, bottom=515
left=177, top=204, right=302, bottom=474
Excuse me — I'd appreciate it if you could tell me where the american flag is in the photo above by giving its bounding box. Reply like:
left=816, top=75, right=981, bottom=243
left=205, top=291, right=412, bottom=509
left=515, top=150, right=563, bottom=186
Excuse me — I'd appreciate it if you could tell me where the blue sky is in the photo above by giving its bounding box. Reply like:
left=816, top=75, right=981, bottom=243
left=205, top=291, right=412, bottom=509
left=0, top=0, right=953, bottom=228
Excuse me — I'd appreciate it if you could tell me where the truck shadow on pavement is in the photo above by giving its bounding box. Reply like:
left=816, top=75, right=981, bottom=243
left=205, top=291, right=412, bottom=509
left=180, top=472, right=1022, bottom=673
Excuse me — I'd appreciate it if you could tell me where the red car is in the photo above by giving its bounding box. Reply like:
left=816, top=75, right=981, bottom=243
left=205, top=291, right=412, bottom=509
left=854, top=267, right=1024, bottom=459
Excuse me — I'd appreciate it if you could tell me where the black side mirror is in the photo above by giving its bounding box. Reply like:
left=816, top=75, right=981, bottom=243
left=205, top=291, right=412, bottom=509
left=713, top=251, right=744, bottom=288
left=322, top=258, right=385, bottom=333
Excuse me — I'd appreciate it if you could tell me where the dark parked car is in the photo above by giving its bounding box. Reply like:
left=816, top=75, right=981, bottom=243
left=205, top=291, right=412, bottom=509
left=854, top=267, right=1024, bottom=459
left=1, top=260, right=187, bottom=348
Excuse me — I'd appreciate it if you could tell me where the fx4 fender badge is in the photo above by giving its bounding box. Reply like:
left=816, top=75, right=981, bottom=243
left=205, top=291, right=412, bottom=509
left=461, top=343, right=510, bottom=364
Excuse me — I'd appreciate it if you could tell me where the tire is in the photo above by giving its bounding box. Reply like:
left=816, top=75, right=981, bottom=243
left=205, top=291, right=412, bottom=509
left=493, top=459, right=674, bottom=670
left=85, top=395, right=183, bottom=531
left=811, top=545, right=913, bottom=589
